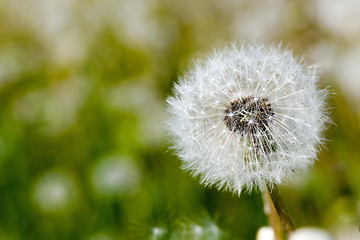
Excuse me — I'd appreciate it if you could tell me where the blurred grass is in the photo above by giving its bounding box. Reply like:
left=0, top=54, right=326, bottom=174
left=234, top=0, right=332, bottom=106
left=0, top=0, right=359, bottom=239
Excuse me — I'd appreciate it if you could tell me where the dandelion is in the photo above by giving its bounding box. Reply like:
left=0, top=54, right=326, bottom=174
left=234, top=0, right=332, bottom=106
left=167, top=43, right=328, bottom=194
left=150, top=227, right=167, bottom=240
left=90, top=155, right=141, bottom=197
left=289, top=227, right=335, bottom=240
left=256, top=226, right=275, bottom=240
left=167, top=43, right=329, bottom=237
left=32, top=170, right=78, bottom=213
left=172, top=218, right=223, bottom=240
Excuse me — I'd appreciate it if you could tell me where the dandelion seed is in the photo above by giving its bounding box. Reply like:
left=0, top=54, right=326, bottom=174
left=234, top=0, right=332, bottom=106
left=167, top=43, right=329, bottom=195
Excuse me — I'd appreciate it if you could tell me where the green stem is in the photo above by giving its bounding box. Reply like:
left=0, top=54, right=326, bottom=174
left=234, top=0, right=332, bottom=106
left=267, top=184, right=295, bottom=237
left=265, top=188, right=284, bottom=240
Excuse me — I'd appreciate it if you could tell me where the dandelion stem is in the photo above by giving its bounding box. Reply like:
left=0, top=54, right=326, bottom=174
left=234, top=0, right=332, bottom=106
left=264, top=189, right=283, bottom=240
left=266, top=184, right=295, bottom=238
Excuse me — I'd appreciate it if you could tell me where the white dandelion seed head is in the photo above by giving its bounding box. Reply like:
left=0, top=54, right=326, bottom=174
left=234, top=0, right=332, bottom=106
left=174, top=219, right=223, bottom=240
left=289, top=227, right=335, bottom=240
left=151, top=227, right=167, bottom=239
left=256, top=226, right=275, bottom=240
left=32, top=171, right=78, bottom=213
left=167, top=43, right=329, bottom=195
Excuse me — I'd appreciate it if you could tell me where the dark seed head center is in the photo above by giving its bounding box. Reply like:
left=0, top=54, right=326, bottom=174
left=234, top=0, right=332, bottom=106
left=224, top=96, right=274, bottom=134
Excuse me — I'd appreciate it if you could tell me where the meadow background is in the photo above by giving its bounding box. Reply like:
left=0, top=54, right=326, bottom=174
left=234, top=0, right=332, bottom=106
left=0, top=0, right=359, bottom=239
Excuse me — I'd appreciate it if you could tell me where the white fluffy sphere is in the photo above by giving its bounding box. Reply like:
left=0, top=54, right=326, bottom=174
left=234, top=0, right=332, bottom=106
left=167, top=43, right=329, bottom=195
left=290, top=227, right=335, bottom=240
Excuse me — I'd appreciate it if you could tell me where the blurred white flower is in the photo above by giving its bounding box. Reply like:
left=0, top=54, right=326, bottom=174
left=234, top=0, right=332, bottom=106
left=256, top=226, right=275, bottom=240
left=105, top=81, right=168, bottom=146
left=151, top=227, right=167, bottom=240
left=333, top=45, right=360, bottom=108
left=290, top=227, right=335, bottom=240
left=4, top=0, right=87, bottom=66
left=307, top=41, right=339, bottom=74
left=84, top=0, right=169, bottom=50
left=43, top=78, right=90, bottom=134
left=0, top=46, right=28, bottom=86
left=12, top=78, right=89, bottom=134
left=310, top=0, right=360, bottom=40
left=167, top=43, right=329, bottom=194
left=334, top=225, right=359, bottom=240
left=231, top=0, right=287, bottom=40
left=32, top=170, right=78, bottom=213
left=172, top=219, right=222, bottom=240
left=90, top=155, right=141, bottom=197
left=308, top=41, right=360, bottom=111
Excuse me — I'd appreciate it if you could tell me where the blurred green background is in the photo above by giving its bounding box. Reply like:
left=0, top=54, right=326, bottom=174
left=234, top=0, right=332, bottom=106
left=0, top=0, right=359, bottom=239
